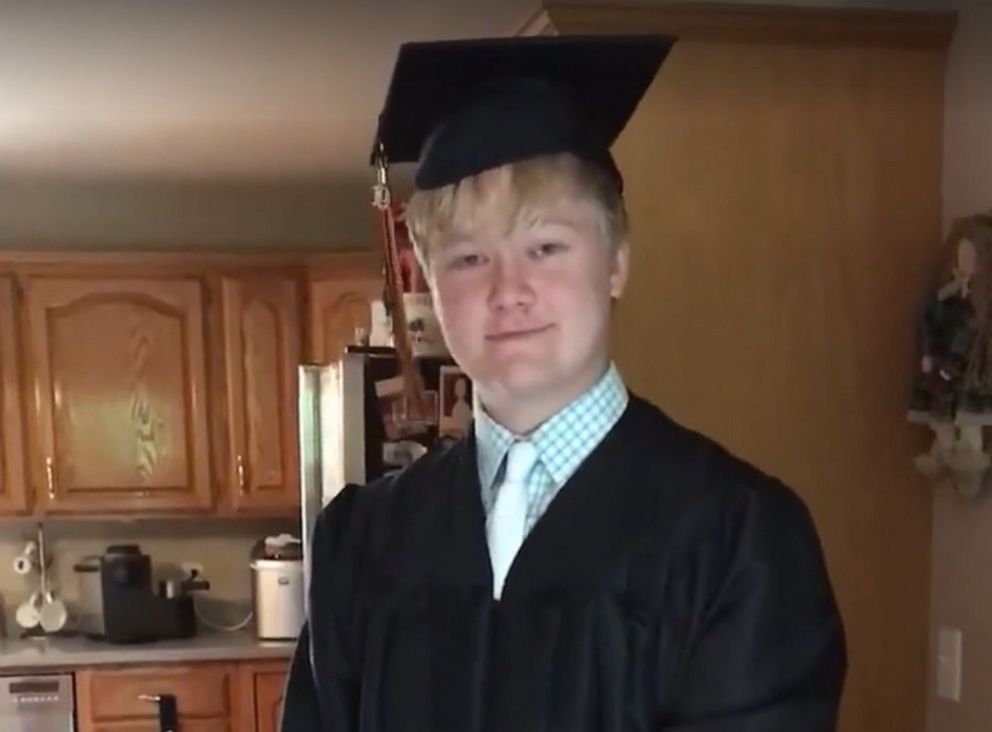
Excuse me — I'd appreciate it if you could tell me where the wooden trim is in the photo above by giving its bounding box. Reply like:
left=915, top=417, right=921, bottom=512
left=235, top=660, right=290, bottom=732
left=0, top=278, right=28, bottom=514
left=75, top=668, right=96, bottom=732
left=241, top=660, right=290, bottom=675
left=233, top=662, right=258, bottom=732
left=516, top=8, right=557, bottom=37
left=518, top=2, right=957, bottom=49
left=306, top=251, right=383, bottom=279
left=0, top=249, right=378, bottom=278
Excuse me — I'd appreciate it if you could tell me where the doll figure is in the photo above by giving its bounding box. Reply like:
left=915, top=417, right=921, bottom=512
left=910, top=213, right=992, bottom=495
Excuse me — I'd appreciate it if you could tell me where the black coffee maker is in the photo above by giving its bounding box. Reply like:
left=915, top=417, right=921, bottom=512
left=97, top=545, right=207, bottom=644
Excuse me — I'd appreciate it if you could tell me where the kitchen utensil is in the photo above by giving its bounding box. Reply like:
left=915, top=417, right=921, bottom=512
left=31, top=525, right=66, bottom=634
left=39, top=592, right=67, bottom=634
left=15, top=592, right=41, bottom=630
left=37, top=526, right=49, bottom=595
left=12, top=540, right=38, bottom=576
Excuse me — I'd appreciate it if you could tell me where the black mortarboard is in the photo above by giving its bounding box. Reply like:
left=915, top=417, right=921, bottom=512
left=372, top=35, right=675, bottom=192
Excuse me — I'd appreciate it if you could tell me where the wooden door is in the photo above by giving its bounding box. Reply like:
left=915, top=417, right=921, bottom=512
left=533, top=7, right=954, bottom=732
left=24, top=277, right=212, bottom=513
left=307, top=273, right=382, bottom=364
left=0, top=277, right=28, bottom=514
left=220, top=276, right=301, bottom=513
left=253, top=670, right=288, bottom=732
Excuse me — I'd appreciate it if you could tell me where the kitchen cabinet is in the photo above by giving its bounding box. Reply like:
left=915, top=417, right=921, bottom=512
left=0, top=277, right=28, bottom=514
left=76, top=664, right=237, bottom=732
left=23, top=277, right=212, bottom=514
left=241, top=661, right=289, bottom=732
left=307, top=271, right=383, bottom=365
left=218, top=276, right=301, bottom=514
left=0, top=250, right=381, bottom=519
left=76, top=660, right=290, bottom=732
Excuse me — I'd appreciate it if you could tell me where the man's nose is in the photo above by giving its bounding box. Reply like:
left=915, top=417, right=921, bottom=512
left=488, top=255, right=535, bottom=312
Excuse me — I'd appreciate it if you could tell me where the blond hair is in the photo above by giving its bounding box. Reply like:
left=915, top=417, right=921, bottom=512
left=404, top=153, right=628, bottom=275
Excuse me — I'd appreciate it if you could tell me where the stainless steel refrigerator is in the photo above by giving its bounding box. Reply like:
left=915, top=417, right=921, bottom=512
left=298, top=348, right=458, bottom=594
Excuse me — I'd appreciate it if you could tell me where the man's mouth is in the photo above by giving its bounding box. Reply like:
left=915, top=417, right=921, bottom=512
left=485, top=324, right=553, bottom=341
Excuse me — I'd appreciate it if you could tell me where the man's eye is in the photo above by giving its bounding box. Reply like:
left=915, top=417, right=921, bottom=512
left=448, top=253, right=486, bottom=270
left=531, top=242, right=567, bottom=258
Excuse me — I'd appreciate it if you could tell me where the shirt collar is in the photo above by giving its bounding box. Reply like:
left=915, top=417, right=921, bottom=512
left=474, top=362, right=628, bottom=492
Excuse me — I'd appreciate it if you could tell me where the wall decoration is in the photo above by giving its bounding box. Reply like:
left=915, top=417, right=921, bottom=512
left=910, top=211, right=992, bottom=497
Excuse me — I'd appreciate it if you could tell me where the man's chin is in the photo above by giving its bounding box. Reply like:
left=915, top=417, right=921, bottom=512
left=483, top=368, right=562, bottom=405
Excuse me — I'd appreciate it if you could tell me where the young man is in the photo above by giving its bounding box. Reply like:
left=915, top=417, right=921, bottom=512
left=283, top=35, right=846, bottom=732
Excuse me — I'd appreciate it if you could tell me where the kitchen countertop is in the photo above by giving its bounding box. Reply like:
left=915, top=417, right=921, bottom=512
left=0, top=629, right=295, bottom=672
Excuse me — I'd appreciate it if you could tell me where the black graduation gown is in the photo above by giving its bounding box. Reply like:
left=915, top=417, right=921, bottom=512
left=282, top=395, right=846, bottom=732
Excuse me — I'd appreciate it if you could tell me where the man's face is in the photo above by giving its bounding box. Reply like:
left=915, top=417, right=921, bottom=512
left=428, top=181, right=629, bottom=414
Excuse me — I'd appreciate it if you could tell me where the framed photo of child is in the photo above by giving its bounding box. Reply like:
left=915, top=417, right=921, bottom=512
left=439, top=365, right=473, bottom=438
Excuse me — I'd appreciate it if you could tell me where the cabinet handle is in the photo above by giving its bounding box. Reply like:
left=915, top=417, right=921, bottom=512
left=236, top=454, right=247, bottom=495
left=139, top=693, right=177, bottom=732
left=44, top=457, right=55, bottom=501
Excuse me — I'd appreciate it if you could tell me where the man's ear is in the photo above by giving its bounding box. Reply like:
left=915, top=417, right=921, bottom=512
left=609, top=240, right=630, bottom=299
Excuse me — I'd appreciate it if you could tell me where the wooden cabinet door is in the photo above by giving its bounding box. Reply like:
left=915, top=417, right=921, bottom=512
left=24, top=278, right=212, bottom=513
left=220, top=276, right=301, bottom=513
left=307, top=273, right=382, bottom=364
left=254, top=670, right=288, bottom=732
left=0, top=278, right=28, bottom=514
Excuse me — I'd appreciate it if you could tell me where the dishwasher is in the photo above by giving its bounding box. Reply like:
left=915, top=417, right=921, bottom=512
left=0, top=674, right=75, bottom=732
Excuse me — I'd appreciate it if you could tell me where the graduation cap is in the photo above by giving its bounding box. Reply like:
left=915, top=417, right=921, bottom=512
left=371, top=34, right=676, bottom=192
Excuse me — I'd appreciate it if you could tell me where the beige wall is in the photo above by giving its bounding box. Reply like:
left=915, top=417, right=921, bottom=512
left=0, top=174, right=378, bottom=252
left=0, top=518, right=294, bottom=636
left=928, top=8, right=992, bottom=732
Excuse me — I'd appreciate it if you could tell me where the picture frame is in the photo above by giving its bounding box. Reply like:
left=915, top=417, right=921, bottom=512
left=438, top=365, right=473, bottom=438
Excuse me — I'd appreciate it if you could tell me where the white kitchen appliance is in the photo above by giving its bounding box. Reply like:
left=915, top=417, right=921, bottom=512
left=0, top=674, right=75, bottom=732
left=250, top=535, right=305, bottom=641
left=297, top=348, right=454, bottom=598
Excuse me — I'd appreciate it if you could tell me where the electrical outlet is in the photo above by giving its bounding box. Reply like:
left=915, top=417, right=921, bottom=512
left=937, top=626, right=962, bottom=702
left=181, top=561, right=205, bottom=580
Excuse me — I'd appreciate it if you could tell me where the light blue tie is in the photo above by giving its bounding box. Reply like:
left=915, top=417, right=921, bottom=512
left=486, top=441, right=538, bottom=600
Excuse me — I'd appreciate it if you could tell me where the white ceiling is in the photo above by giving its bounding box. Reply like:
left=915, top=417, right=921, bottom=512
left=3, top=0, right=957, bottom=179
left=0, top=1, right=542, bottom=179
left=0, top=0, right=959, bottom=249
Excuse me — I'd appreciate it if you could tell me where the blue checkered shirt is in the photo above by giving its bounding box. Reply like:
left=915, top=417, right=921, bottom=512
left=475, top=363, right=629, bottom=534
